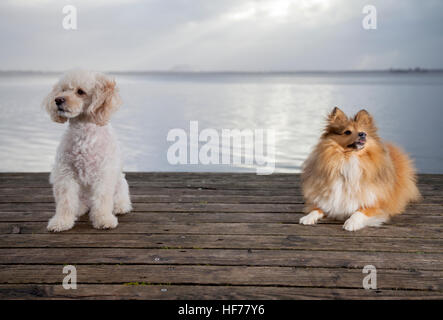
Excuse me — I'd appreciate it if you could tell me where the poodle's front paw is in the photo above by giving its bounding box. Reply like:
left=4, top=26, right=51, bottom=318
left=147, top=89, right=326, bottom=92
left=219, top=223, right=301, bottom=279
left=114, top=202, right=132, bottom=215
left=343, top=212, right=367, bottom=231
left=92, top=214, right=118, bottom=229
left=299, top=210, right=323, bottom=225
left=47, top=215, right=75, bottom=232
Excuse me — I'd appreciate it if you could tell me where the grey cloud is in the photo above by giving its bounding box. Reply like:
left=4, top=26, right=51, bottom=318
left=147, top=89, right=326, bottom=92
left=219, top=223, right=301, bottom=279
left=0, top=0, right=442, bottom=71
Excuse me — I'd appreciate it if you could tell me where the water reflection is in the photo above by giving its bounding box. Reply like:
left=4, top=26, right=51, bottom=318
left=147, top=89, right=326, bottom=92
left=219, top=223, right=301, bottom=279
left=0, top=72, right=442, bottom=173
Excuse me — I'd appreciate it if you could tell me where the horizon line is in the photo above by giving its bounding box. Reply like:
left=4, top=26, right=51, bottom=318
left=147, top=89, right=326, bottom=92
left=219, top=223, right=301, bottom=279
left=1, top=68, right=443, bottom=74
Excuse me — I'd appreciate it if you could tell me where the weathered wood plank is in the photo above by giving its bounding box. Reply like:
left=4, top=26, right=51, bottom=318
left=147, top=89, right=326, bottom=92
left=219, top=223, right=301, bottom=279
left=1, top=234, right=441, bottom=252
left=0, top=265, right=440, bottom=291
left=0, top=194, right=309, bottom=204
left=0, top=180, right=440, bottom=189
left=1, top=284, right=441, bottom=300
left=1, top=248, right=441, bottom=270
left=0, top=184, right=443, bottom=195
left=1, top=184, right=442, bottom=196
left=1, top=202, right=306, bottom=212
left=0, top=221, right=441, bottom=239
left=1, top=172, right=441, bottom=181
left=0, top=211, right=441, bottom=225
left=1, top=193, right=443, bottom=204
left=0, top=202, right=441, bottom=214
left=1, top=172, right=442, bottom=189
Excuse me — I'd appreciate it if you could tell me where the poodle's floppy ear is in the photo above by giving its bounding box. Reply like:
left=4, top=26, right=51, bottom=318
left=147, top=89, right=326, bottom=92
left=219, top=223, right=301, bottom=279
left=87, top=74, right=122, bottom=126
left=354, top=109, right=374, bottom=127
left=42, top=86, right=67, bottom=124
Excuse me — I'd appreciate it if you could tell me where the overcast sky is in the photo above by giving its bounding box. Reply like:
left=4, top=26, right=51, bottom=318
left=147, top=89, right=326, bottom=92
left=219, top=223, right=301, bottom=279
left=0, top=0, right=442, bottom=71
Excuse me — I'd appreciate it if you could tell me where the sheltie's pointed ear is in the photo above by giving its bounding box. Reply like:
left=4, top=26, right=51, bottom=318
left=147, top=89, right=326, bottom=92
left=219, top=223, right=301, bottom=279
left=328, top=107, right=347, bottom=124
left=354, top=109, right=373, bottom=127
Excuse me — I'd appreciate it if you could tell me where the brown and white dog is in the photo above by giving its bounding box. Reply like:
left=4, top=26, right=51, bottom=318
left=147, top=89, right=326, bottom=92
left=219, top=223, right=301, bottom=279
left=300, top=107, right=420, bottom=231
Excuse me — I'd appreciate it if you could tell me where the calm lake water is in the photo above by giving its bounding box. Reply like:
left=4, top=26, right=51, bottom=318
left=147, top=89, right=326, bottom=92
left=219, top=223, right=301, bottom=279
left=0, top=71, right=442, bottom=173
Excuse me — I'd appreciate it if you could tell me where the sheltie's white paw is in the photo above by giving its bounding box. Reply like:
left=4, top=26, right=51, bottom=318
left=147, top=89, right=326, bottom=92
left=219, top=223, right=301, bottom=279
left=343, top=211, right=367, bottom=231
left=299, top=210, right=323, bottom=225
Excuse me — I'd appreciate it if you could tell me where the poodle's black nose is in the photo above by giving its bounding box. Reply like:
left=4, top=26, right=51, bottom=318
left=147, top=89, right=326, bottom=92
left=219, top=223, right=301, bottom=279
left=55, top=97, right=65, bottom=106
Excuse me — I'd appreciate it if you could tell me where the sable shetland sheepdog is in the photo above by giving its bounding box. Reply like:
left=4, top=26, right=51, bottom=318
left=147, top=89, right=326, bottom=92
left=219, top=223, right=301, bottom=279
left=300, top=107, right=421, bottom=231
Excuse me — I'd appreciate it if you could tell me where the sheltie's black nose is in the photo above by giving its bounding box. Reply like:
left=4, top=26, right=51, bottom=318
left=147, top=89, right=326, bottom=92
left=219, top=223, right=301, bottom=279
left=358, top=132, right=366, bottom=137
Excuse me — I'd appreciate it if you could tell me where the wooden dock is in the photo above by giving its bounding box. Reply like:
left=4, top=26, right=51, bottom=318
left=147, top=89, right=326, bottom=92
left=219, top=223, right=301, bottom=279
left=0, top=172, right=441, bottom=299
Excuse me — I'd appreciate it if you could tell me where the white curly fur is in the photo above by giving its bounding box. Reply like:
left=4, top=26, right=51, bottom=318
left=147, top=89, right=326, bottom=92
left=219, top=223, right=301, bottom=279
left=43, top=70, right=132, bottom=232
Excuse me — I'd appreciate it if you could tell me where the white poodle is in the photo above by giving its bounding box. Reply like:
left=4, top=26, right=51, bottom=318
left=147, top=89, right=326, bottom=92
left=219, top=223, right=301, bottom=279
left=43, top=70, right=132, bottom=232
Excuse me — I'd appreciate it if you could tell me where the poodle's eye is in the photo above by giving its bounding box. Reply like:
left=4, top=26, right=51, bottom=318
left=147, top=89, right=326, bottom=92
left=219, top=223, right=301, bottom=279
left=77, top=89, right=86, bottom=95
left=344, top=130, right=352, bottom=135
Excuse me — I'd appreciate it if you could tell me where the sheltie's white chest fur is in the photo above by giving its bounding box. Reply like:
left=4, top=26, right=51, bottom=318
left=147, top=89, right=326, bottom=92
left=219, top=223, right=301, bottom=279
left=314, top=155, right=377, bottom=219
